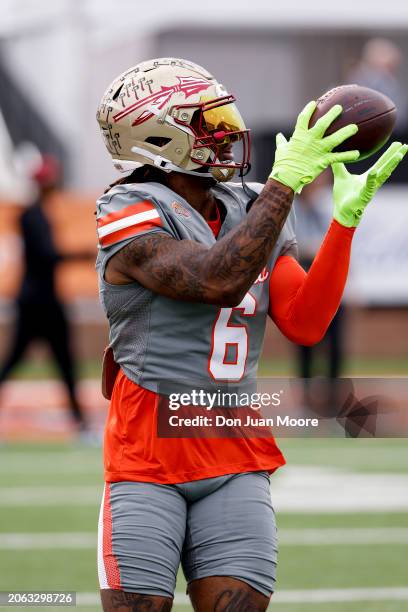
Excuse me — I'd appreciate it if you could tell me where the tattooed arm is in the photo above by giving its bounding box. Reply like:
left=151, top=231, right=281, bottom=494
left=105, top=179, right=293, bottom=307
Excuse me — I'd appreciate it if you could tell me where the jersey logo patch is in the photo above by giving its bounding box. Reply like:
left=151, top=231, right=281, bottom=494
left=254, top=267, right=269, bottom=285
left=97, top=200, right=162, bottom=247
left=171, top=201, right=191, bottom=218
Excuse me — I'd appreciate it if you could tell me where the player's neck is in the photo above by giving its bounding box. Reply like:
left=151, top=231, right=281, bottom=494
left=166, top=173, right=218, bottom=221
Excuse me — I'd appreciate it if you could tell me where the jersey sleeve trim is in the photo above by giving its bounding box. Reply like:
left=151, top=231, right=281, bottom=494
left=97, top=200, right=162, bottom=247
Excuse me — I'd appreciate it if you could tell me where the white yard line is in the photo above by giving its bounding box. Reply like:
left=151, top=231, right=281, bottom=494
left=2, top=528, right=408, bottom=549
left=0, top=533, right=96, bottom=549
left=279, top=527, right=408, bottom=545
left=77, top=587, right=408, bottom=606
left=272, top=466, right=408, bottom=513
left=275, top=587, right=408, bottom=603
left=1, top=465, right=408, bottom=511
left=0, top=487, right=101, bottom=506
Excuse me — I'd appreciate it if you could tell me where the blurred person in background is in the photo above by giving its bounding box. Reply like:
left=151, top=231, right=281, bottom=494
left=0, top=155, right=91, bottom=434
left=347, top=38, right=408, bottom=129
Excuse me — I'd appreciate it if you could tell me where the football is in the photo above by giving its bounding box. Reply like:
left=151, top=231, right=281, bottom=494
left=309, top=84, right=397, bottom=161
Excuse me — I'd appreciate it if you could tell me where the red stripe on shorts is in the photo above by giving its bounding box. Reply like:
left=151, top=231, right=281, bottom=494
left=103, top=484, right=121, bottom=589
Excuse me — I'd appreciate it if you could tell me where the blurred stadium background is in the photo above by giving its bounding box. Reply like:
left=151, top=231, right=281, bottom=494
left=0, top=1, right=407, bottom=610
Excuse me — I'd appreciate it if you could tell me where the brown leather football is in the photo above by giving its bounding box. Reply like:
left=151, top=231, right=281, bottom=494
left=309, top=84, right=397, bottom=161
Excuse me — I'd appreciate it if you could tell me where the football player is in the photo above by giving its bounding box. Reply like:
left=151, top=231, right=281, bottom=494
left=95, top=58, right=407, bottom=611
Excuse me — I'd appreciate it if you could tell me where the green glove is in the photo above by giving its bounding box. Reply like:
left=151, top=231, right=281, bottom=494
left=269, top=100, right=360, bottom=193
left=332, top=141, right=408, bottom=227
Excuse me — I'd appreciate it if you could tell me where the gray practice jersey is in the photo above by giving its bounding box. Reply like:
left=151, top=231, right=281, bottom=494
left=96, top=181, right=296, bottom=392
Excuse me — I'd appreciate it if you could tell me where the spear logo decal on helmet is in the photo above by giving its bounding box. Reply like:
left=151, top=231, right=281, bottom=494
left=113, top=76, right=212, bottom=126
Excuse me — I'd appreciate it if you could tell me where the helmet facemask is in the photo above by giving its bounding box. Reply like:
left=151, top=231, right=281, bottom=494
left=173, top=94, right=251, bottom=182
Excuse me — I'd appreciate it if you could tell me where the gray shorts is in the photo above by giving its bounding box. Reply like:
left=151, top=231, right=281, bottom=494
left=98, top=471, right=278, bottom=598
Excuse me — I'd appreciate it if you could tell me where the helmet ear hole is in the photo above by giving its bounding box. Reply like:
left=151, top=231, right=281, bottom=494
left=145, top=136, right=172, bottom=147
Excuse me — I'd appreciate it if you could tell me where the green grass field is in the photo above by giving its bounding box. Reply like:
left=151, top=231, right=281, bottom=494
left=0, top=439, right=407, bottom=611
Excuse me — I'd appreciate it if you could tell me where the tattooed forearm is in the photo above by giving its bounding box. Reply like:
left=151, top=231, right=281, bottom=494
left=113, top=179, right=293, bottom=305
left=209, top=180, right=293, bottom=289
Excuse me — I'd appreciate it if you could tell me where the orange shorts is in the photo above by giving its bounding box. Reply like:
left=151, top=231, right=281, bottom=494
left=104, top=370, right=285, bottom=484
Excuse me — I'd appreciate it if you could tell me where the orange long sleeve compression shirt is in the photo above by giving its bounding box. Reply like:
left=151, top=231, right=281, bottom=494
left=269, top=219, right=355, bottom=346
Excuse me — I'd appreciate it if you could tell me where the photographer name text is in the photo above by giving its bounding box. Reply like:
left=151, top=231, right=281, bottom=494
left=168, top=415, right=319, bottom=428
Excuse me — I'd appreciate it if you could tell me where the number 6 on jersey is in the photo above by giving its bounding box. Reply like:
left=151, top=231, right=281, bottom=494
left=208, top=292, right=257, bottom=381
